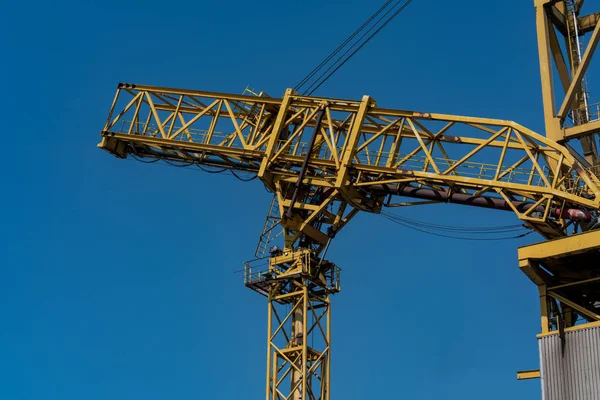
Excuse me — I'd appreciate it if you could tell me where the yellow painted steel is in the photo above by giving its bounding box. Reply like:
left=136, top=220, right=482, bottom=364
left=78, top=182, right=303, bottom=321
left=536, top=321, right=600, bottom=338
left=535, top=0, right=600, bottom=168
left=519, top=229, right=600, bottom=337
left=517, top=370, right=541, bottom=380
left=243, top=251, right=337, bottom=400
left=99, top=80, right=600, bottom=397
left=99, top=83, right=600, bottom=248
left=96, top=1, right=600, bottom=398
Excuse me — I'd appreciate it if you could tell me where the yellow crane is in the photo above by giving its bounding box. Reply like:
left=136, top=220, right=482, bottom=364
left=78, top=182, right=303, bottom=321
left=97, top=1, right=600, bottom=399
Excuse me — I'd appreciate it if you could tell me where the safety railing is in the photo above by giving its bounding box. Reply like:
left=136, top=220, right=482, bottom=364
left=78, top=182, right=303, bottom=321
left=116, top=120, right=236, bottom=145
left=118, top=118, right=591, bottom=195
left=243, top=252, right=341, bottom=292
left=569, top=102, right=600, bottom=125
left=243, top=258, right=271, bottom=285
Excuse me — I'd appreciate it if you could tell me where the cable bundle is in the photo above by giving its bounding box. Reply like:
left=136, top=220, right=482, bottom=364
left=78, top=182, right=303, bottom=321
left=381, top=210, right=534, bottom=241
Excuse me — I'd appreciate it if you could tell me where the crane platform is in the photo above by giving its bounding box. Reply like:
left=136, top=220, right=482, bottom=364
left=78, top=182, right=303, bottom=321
left=243, top=249, right=341, bottom=302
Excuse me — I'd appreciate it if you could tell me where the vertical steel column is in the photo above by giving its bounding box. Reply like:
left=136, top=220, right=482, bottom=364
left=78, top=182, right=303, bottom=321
left=266, top=294, right=274, bottom=400
left=291, top=293, right=305, bottom=400
left=534, top=0, right=564, bottom=142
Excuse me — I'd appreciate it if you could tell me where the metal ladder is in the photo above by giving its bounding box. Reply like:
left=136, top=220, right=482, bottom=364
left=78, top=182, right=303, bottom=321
left=255, top=194, right=282, bottom=258
left=566, top=0, right=591, bottom=124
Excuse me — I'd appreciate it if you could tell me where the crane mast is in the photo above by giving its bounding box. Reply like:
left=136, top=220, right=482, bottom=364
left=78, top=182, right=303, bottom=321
left=98, top=1, right=600, bottom=398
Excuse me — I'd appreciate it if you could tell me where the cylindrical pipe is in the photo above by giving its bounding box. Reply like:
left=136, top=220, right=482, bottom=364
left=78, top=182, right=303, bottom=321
left=373, top=184, right=593, bottom=222
left=553, top=208, right=592, bottom=221
left=291, top=306, right=304, bottom=400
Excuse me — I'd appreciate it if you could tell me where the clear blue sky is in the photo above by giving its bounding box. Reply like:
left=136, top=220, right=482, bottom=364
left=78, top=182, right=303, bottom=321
left=2, top=0, right=554, bottom=398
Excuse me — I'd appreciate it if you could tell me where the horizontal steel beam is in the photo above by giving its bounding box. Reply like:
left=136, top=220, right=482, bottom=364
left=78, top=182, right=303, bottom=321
left=516, top=370, right=540, bottom=380
left=564, top=119, right=600, bottom=140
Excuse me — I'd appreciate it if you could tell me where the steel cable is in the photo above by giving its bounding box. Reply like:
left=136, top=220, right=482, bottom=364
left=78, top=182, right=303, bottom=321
left=294, top=0, right=395, bottom=93
left=304, top=0, right=414, bottom=95
left=381, top=213, right=533, bottom=241
left=382, top=211, right=526, bottom=233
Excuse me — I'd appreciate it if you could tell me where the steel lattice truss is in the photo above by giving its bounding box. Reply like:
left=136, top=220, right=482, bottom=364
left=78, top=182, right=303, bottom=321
left=97, top=2, right=600, bottom=397
left=267, top=285, right=330, bottom=400
left=100, top=84, right=600, bottom=246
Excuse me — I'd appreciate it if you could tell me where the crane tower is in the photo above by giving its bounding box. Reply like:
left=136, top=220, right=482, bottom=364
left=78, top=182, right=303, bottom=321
left=98, top=1, right=600, bottom=398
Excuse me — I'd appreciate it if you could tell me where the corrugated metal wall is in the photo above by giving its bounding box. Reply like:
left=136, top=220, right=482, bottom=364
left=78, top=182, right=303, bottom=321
left=539, top=325, right=600, bottom=400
